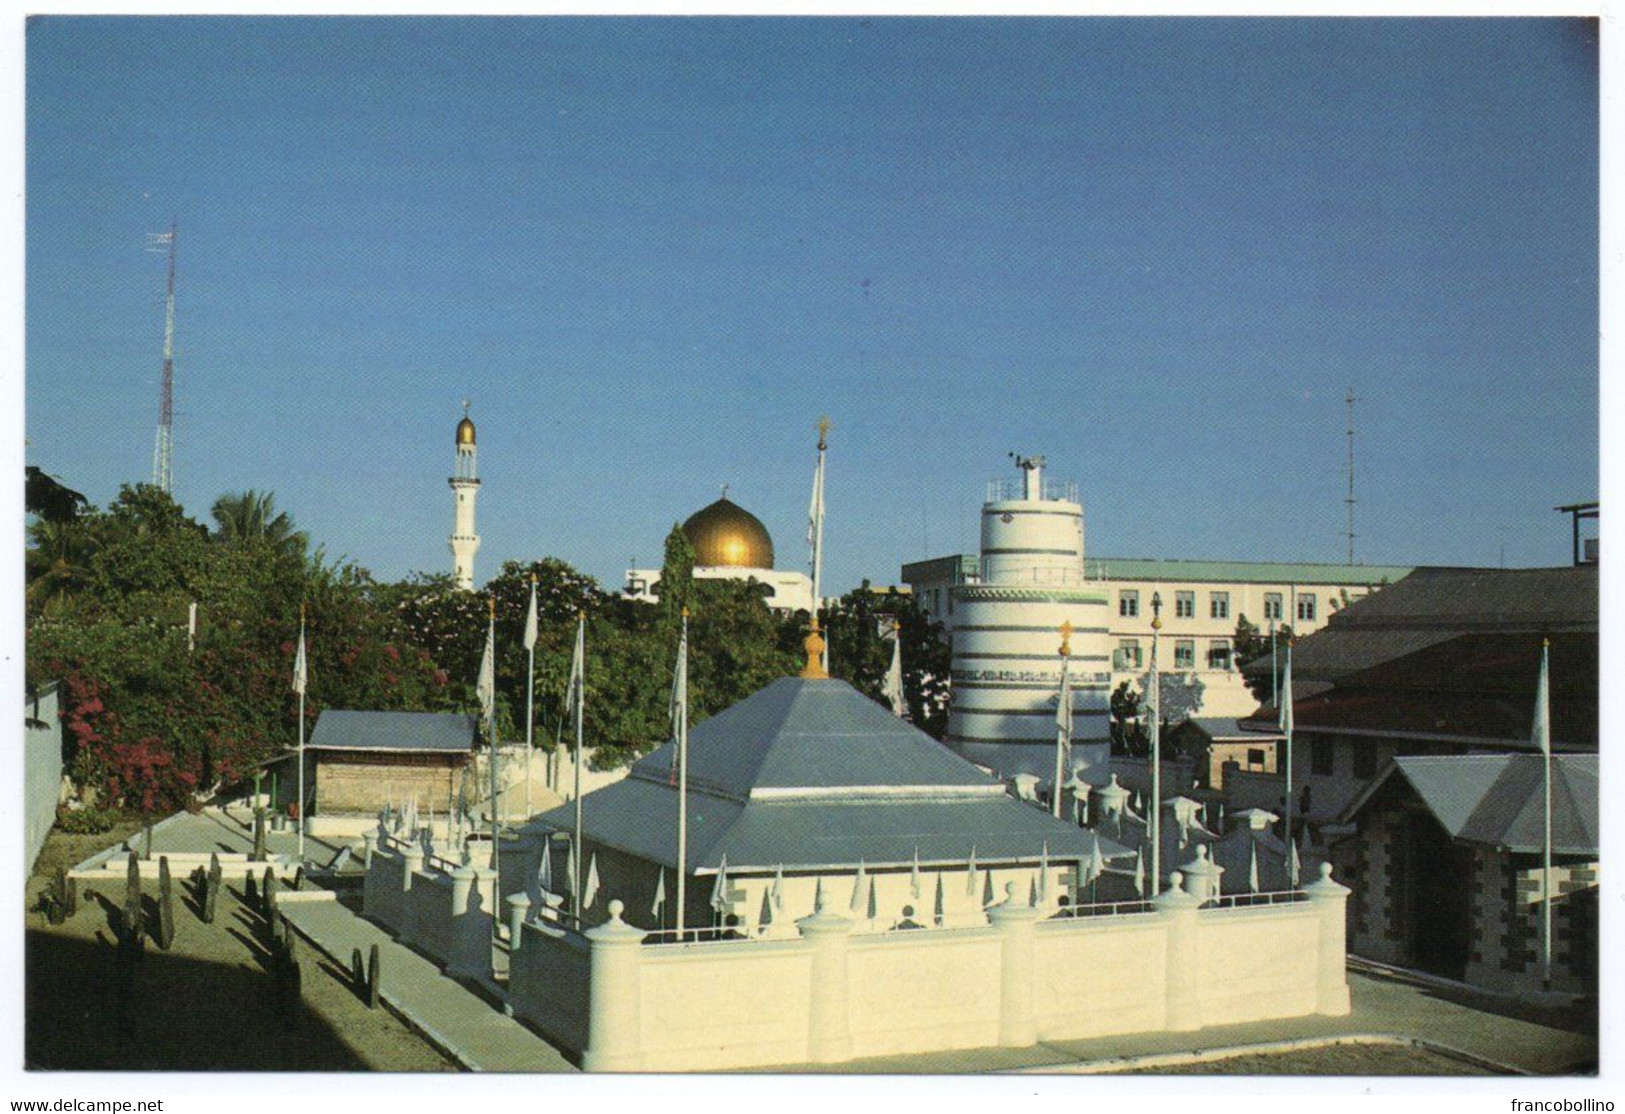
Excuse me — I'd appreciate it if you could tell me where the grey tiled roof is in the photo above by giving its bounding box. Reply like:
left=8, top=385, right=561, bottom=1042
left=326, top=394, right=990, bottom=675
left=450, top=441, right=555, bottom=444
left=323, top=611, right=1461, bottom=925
left=307, top=710, right=477, bottom=753
left=533, top=677, right=1130, bottom=872
left=1342, top=754, right=1597, bottom=855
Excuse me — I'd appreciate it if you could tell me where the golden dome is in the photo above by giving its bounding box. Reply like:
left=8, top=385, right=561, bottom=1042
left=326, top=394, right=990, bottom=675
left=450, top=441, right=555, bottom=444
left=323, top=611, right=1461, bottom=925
left=683, top=497, right=774, bottom=570
left=456, top=416, right=477, bottom=447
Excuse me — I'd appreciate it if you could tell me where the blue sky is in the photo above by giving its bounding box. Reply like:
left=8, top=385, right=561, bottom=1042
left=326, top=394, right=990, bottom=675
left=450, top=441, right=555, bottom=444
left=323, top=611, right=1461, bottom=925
left=26, top=17, right=1599, bottom=592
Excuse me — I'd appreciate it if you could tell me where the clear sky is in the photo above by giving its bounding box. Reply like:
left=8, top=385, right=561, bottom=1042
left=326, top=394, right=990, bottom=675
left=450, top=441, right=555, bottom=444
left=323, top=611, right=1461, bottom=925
left=25, top=16, right=1599, bottom=593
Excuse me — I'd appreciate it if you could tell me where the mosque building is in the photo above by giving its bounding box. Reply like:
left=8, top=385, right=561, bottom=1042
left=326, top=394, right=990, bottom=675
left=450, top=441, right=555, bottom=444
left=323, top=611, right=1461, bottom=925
left=623, top=491, right=817, bottom=613
left=519, top=636, right=1130, bottom=935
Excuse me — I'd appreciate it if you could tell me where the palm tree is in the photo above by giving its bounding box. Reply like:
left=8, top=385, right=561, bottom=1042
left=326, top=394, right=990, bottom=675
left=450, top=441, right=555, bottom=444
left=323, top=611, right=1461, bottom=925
left=210, top=491, right=309, bottom=557
left=26, top=517, right=99, bottom=611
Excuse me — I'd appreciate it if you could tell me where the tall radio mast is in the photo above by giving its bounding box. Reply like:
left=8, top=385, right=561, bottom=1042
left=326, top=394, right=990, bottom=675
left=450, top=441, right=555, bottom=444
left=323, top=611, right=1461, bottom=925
left=148, top=222, right=178, bottom=493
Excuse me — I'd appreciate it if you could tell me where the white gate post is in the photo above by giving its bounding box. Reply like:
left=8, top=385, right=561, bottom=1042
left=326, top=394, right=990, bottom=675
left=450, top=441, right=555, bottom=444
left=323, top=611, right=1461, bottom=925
left=583, top=900, right=646, bottom=1072
left=797, top=894, right=855, bottom=1063
left=1155, top=871, right=1203, bottom=1032
left=987, top=882, right=1041, bottom=1047
left=1304, top=862, right=1352, bottom=1016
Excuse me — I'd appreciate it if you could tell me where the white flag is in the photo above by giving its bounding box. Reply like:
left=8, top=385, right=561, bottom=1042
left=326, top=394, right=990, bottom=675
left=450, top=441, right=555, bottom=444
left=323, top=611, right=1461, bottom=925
left=568, top=616, right=585, bottom=714
left=523, top=579, right=539, bottom=652
left=884, top=627, right=907, bottom=717
left=652, top=868, right=667, bottom=920
left=965, top=846, right=979, bottom=897
left=1036, top=843, right=1051, bottom=903
left=850, top=860, right=868, bottom=918
left=806, top=454, right=825, bottom=550
left=476, top=617, right=496, bottom=722
left=1289, top=834, right=1302, bottom=889
left=669, top=621, right=688, bottom=737
left=293, top=626, right=307, bottom=696
left=1248, top=840, right=1261, bottom=894
left=583, top=853, right=601, bottom=910
left=770, top=864, right=784, bottom=913
left=1279, top=642, right=1294, bottom=736
left=1086, top=835, right=1105, bottom=885
left=710, top=854, right=731, bottom=914
left=537, top=841, right=554, bottom=895
left=1533, top=640, right=1550, bottom=756
left=1133, top=843, right=1145, bottom=897
left=910, top=846, right=922, bottom=899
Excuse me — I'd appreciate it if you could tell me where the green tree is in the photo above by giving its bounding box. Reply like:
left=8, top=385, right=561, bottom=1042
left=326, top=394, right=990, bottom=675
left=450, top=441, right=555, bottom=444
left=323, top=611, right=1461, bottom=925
left=210, top=491, right=309, bottom=557
left=822, top=583, right=952, bottom=737
left=1108, top=681, right=1149, bottom=758
left=655, top=524, right=696, bottom=625
left=1233, top=616, right=1292, bottom=706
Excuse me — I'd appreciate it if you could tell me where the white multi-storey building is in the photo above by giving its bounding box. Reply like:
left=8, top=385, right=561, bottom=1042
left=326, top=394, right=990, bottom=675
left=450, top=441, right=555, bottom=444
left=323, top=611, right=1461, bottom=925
left=904, top=463, right=1417, bottom=734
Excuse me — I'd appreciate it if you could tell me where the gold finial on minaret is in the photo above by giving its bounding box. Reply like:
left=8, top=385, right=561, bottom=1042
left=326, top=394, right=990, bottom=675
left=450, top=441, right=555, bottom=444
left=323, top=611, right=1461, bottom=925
left=530, top=571, right=537, bottom=584
left=801, top=617, right=829, bottom=680
left=488, top=595, right=496, bottom=620
left=682, top=606, right=689, bottom=620
left=1059, top=619, right=1073, bottom=657
left=817, top=415, right=830, bottom=451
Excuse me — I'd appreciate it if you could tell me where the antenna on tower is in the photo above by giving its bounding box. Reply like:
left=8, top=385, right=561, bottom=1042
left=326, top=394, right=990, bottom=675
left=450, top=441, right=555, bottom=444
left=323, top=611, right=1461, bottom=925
left=147, top=221, right=178, bottom=493
left=1344, top=387, right=1360, bottom=565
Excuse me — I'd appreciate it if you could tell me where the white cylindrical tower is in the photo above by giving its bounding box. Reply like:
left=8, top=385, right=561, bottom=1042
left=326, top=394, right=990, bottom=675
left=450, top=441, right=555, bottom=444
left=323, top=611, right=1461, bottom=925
left=947, top=455, right=1113, bottom=784
left=448, top=406, right=481, bottom=591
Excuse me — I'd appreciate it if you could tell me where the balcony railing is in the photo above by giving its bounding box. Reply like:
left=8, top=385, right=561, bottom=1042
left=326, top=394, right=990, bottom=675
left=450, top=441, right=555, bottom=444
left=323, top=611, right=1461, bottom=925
left=986, top=478, right=1080, bottom=504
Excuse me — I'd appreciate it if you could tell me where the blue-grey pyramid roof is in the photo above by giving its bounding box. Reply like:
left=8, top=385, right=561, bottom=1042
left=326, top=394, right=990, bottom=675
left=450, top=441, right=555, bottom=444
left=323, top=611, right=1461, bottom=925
left=533, top=677, right=1128, bottom=873
left=308, top=709, right=476, bottom=753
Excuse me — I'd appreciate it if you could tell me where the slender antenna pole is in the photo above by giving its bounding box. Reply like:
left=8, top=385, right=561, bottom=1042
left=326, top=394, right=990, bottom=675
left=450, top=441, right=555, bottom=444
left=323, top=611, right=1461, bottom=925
left=1345, top=388, right=1359, bottom=565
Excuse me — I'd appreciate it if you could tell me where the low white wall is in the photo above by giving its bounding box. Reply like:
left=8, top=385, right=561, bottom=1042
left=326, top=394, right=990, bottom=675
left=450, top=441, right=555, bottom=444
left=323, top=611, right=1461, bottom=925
left=362, top=838, right=494, bottom=979
left=508, top=865, right=1354, bottom=1072
left=25, top=686, right=63, bottom=873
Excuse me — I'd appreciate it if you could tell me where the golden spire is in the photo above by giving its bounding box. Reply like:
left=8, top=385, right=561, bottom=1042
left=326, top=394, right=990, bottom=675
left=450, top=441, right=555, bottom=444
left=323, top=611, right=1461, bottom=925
left=801, top=617, right=829, bottom=680
left=1059, top=619, right=1073, bottom=657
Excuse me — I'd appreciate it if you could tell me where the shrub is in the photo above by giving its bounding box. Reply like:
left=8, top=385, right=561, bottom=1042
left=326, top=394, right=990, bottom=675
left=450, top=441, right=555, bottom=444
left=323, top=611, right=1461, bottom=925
left=56, top=807, right=119, bottom=835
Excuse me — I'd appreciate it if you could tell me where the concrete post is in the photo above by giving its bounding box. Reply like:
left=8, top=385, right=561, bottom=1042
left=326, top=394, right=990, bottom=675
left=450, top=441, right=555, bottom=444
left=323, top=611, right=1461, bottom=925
left=1180, top=845, right=1219, bottom=903
left=582, top=899, right=646, bottom=1072
left=1155, top=871, right=1203, bottom=1032
left=987, top=881, right=1041, bottom=1047
left=362, top=831, right=376, bottom=871
left=508, top=892, right=532, bottom=951
left=796, top=894, right=855, bottom=1064
left=447, top=863, right=490, bottom=979
left=400, top=847, right=424, bottom=944
left=1304, top=862, right=1352, bottom=1016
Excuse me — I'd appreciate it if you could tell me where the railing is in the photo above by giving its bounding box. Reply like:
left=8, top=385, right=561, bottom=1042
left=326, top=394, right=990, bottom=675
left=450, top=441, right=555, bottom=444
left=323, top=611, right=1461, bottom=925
left=977, top=564, right=1089, bottom=587
left=985, top=478, right=1079, bottom=504
left=1205, top=889, right=1308, bottom=910
left=1050, top=898, right=1156, bottom=920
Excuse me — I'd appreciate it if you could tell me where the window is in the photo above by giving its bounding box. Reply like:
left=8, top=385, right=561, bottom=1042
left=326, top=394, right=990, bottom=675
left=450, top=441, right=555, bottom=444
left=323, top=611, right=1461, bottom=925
left=1297, top=594, right=1317, bottom=622
left=1247, top=748, right=1267, bottom=768
left=1175, top=591, right=1195, bottom=619
left=1174, top=640, right=1195, bottom=669
left=1119, top=590, right=1139, bottom=618
left=1264, top=592, right=1283, bottom=622
left=1311, top=739, right=1335, bottom=776
left=1207, top=641, right=1232, bottom=670
left=1210, top=592, right=1230, bottom=620
left=1117, top=640, right=1142, bottom=669
left=1352, top=746, right=1377, bottom=780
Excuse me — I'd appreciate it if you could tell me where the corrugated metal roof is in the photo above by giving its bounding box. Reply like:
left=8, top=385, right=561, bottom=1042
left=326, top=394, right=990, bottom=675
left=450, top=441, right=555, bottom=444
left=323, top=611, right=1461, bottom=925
left=1185, top=717, right=1283, bottom=741
left=307, top=709, right=477, bottom=753
left=1084, top=557, right=1417, bottom=586
left=531, top=776, right=1129, bottom=872
left=1344, top=754, right=1596, bottom=855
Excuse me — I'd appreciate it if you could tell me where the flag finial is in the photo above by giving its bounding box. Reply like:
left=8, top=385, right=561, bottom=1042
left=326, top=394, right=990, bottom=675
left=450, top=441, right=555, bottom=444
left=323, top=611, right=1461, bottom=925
left=817, top=415, right=830, bottom=450
left=488, top=595, right=496, bottom=619
left=530, top=571, right=537, bottom=584
left=681, top=605, right=689, bottom=619
left=1059, top=619, right=1073, bottom=657
left=801, top=617, right=829, bottom=680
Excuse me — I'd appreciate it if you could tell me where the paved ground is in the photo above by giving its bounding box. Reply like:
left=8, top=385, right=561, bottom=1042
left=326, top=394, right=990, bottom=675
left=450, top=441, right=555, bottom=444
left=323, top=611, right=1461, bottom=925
left=278, top=898, right=577, bottom=1073
left=1118, top=1043, right=1495, bottom=1075
left=115, top=807, right=350, bottom=863
left=766, top=968, right=1596, bottom=1075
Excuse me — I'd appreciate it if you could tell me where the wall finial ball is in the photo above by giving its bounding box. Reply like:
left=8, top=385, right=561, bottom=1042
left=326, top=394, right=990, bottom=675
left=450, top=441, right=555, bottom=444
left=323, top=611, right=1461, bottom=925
left=608, top=899, right=625, bottom=921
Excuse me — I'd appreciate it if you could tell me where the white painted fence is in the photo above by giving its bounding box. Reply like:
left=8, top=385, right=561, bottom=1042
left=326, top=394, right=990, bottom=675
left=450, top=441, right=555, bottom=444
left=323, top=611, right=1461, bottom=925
left=361, top=835, right=494, bottom=980
left=505, top=864, right=1353, bottom=1072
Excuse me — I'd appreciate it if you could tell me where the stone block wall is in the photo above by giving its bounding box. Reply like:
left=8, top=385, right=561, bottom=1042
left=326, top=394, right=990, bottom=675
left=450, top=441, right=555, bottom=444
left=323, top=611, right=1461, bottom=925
left=314, top=753, right=463, bottom=816
left=1338, top=803, right=1406, bottom=966
left=1464, top=854, right=1598, bottom=996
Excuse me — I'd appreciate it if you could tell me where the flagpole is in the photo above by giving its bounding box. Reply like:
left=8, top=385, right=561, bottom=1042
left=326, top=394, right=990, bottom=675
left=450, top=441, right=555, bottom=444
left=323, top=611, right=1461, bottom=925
left=1282, top=637, right=1295, bottom=880
left=676, top=608, right=689, bottom=941
left=486, top=597, right=500, bottom=885
left=297, top=604, right=307, bottom=863
left=572, top=611, right=585, bottom=920
left=525, top=574, right=537, bottom=822
left=1270, top=618, right=1278, bottom=711
left=1539, top=638, right=1552, bottom=990
left=1149, top=592, right=1162, bottom=896
left=810, top=417, right=829, bottom=672
left=1053, top=621, right=1073, bottom=819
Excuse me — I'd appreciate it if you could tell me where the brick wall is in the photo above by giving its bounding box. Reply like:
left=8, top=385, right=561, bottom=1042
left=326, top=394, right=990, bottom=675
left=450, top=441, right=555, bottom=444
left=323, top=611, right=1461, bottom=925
left=314, top=751, right=465, bottom=816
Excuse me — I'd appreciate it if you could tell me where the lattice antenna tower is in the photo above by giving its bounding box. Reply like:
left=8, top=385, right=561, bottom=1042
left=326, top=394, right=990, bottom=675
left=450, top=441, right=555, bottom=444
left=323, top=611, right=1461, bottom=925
left=1344, top=386, right=1360, bottom=564
left=147, top=222, right=178, bottom=493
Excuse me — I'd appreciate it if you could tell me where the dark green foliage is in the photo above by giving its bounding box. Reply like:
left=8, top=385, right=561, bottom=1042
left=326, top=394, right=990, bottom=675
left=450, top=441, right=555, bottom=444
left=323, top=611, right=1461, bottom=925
left=123, top=851, right=143, bottom=942
left=156, top=857, right=176, bottom=950
left=1109, top=682, right=1150, bottom=757
left=822, top=583, right=953, bottom=737
left=1234, top=616, right=1293, bottom=706
left=55, top=807, right=118, bottom=835
left=657, top=525, right=696, bottom=625
left=367, top=943, right=381, bottom=1009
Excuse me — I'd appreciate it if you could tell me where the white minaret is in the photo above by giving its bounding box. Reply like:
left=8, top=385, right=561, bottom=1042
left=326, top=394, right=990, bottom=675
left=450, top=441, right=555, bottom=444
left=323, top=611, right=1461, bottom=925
left=449, top=401, right=481, bottom=590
